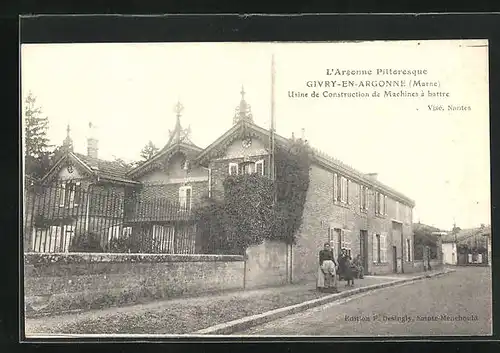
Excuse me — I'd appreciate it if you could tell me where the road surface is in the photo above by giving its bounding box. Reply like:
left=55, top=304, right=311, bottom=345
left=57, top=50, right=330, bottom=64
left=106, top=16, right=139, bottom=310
left=235, top=266, right=492, bottom=336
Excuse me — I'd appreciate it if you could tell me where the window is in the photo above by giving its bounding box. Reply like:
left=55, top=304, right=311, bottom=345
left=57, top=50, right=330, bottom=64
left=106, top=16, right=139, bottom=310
left=241, top=162, right=254, bottom=175
left=108, top=225, right=121, bottom=243
left=341, top=230, right=352, bottom=257
left=375, top=192, right=387, bottom=216
left=179, top=186, right=192, bottom=211
left=405, top=205, right=412, bottom=224
left=36, top=225, right=74, bottom=253
left=360, top=185, right=368, bottom=211
left=341, top=177, right=349, bottom=203
left=255, top=160, right=265, bottom=176
left=396, top=201, right=400, bottom=220
left=334, top=228, right=342, bottom=256
left=328, top=227, right=336, bottom=254
left=59, top=181, right=81, bottom=208
left=229, top=163, right=238, bottom=175
left=122, top=226, right=132, bottom=237
left=333, top=173, right=349, bottom=204
left=380, top=233, right=387, bottom=262
left=373, top=233, right=387, bottom=263
left=152, top=224, right=175, bottom=253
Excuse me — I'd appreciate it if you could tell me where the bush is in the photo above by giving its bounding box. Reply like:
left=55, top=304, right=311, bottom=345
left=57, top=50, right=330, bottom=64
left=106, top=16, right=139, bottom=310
left=196, top=138, right=312, bottom=254
left=69, top=232, right=103, bottom=252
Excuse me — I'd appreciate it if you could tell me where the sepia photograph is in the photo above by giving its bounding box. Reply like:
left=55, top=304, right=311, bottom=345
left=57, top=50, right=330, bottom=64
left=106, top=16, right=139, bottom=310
left=21, top=39, right=491, bottom=338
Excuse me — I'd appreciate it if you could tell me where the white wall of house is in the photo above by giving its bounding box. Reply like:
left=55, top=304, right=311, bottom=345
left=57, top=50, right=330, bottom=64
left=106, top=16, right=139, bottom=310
left=58, top=165, right=84, bottom=180
left=220, top=137, right=268, bottom=160
left=442, top=242, right=457, bottom=265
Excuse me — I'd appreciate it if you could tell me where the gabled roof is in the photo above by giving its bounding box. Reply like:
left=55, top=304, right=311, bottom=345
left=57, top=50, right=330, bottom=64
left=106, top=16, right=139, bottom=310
left=161, top=102, right=201, bottom=152
left=72, top=153, right=137, bottom=183
left=126, top=141, right=202, bottom=179
left=127, top=104, right=203, bottom=179
left=41, top=152, right=140, bottom=185
left=195, top=120, right=415, bottom=206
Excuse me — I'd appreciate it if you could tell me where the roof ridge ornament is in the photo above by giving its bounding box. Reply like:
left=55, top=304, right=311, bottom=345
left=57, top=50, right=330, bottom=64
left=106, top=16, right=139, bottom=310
left=233, top=85, right=254, bottom=125
left=62, top=123, right=74, bottom=153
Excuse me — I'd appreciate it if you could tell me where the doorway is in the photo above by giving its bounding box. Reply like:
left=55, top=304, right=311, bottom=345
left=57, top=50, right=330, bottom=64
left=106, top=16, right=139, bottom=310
left=392, top=246, right=398, bottom=273
left=359, top=230, right=369, bottom=273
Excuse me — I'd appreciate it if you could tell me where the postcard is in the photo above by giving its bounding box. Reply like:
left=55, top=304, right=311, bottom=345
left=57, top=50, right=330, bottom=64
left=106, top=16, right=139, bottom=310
left=21, top=38, right=491, bottom=338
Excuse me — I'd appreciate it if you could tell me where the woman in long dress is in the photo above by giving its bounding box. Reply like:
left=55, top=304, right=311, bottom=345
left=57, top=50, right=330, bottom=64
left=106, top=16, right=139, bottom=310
left=317, top=242, right=338, bottom=292
left=339, top=249, right=355, bottom=287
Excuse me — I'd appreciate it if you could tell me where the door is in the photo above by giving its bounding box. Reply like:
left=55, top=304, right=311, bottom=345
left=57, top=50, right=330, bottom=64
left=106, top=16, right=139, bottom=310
left=392, top=246, right=398, bottom=273
left=359, top=230, right=369, bottom=273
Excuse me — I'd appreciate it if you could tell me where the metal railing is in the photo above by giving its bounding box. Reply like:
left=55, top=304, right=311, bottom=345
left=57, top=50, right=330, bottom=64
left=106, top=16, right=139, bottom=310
left=24, top=183, right=197, bottom=254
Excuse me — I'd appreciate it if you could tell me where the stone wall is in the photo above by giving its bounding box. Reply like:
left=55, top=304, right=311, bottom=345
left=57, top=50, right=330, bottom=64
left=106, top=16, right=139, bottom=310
left=24, top=252, right=244, bottom=317
left=245, top=240, right=289, bottom=288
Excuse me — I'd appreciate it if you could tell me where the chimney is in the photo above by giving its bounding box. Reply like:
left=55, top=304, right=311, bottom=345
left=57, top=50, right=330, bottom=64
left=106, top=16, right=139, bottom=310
left=87, top=122, right=99, bottom=159
left=366, top=173, right=378, bottom=180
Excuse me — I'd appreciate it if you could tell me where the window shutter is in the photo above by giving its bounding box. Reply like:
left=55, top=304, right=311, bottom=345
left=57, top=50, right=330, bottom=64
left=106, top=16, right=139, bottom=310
left=208, top=168, right=212, bottom=198
left=384, top=196, right=387, bottom=215
left=372, top=233, right=377, bottom=263
left=68, top=183, right=76, bottom=209
left=256, top=160, right=264, bottom=176
left=333, top=173, right=338, bottom=202
left=73, top=182, right=81, bottom=207
left=359, top=184, right=362, bottom=208
left=186, top=187, right=192, bottom=210
left=179, top=187, right=186, bottom=209
left=59, top=183, right=66, bottom=207
left=381, top=233, right=387, bottom=262
left=346, top=179, right=350, bottom=204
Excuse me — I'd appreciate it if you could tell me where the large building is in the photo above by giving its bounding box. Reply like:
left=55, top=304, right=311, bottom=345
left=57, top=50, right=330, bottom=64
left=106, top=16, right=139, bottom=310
left=27, top=88, right=415, bottom=278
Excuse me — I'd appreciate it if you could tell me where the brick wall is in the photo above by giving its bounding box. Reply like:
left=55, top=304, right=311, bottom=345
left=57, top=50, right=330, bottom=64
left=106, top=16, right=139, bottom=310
left=137, top=181, right=208, bottom=208
left=24, top=253, right=245, bottom=316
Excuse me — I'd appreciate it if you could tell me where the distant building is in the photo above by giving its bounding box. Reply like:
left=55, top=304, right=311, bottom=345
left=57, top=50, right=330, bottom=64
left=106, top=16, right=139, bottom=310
left=440, top=226, right=491, bottom=265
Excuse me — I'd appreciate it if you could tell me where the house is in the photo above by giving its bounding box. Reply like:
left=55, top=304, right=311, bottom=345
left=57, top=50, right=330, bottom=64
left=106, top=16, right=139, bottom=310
left=27, top=88, right=415, bottom=278
left=440, top=226, right=491, bottom=265
left=442, top=240, right=458, bottom=265
left=27, top=124, right=140, bottom=252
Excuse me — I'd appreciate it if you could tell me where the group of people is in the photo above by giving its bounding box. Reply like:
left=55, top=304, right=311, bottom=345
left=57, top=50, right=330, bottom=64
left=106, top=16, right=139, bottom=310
left=317, top=242, right=365, bottom=292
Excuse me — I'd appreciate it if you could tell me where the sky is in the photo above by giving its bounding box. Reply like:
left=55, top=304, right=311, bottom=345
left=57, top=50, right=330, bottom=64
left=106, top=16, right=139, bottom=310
left=21, top=40, right=491, bottom=230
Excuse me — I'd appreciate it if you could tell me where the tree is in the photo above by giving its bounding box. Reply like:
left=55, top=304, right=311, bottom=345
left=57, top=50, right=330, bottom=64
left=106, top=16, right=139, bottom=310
left=111, top=156, right=140, bottom=170
left=24, top=92, right=53, bottom=178
left=140, top=140, right=159, bottom=161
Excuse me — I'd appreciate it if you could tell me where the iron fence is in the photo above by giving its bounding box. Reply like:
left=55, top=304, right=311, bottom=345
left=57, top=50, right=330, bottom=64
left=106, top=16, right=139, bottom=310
left=24, top=183, right=198, bottom=254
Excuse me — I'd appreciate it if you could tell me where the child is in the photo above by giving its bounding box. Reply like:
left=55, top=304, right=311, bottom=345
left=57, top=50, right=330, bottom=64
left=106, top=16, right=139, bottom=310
left=344, top=255, right=355, bottom=287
